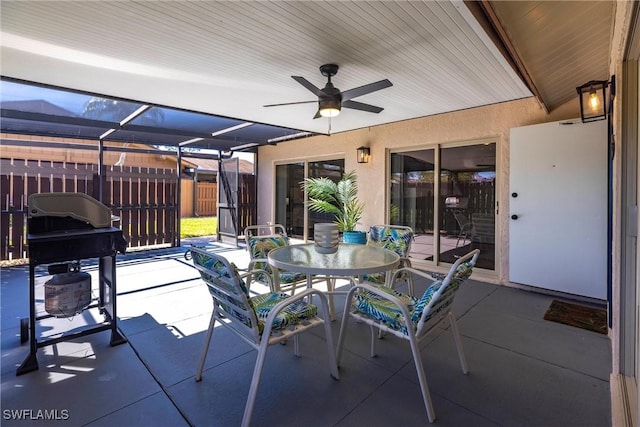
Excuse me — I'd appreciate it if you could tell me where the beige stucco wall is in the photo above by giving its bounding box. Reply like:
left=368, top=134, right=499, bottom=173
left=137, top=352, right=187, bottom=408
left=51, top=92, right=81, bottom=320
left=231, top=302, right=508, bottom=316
left=258, top=96, right=579, bottom=284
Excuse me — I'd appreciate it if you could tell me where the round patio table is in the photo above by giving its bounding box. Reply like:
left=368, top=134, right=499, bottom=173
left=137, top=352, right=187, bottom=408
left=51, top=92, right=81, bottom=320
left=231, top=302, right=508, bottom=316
left=268, top=243, right=400, bottom=319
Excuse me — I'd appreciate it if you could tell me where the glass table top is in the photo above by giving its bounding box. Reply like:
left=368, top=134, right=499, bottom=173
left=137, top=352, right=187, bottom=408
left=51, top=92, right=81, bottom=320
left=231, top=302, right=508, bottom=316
left=268, top=243, right=400, bottom=276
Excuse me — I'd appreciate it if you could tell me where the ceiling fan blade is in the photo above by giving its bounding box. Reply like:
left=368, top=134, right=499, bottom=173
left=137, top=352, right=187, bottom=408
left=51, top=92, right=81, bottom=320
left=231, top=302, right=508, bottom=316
left=292, top=76, right=323, bottom=96
left=342, top=100, right=383, bottom=114
left=264, top=100, right=316, bottom=107
left=341, top=79, right=393, bottom=101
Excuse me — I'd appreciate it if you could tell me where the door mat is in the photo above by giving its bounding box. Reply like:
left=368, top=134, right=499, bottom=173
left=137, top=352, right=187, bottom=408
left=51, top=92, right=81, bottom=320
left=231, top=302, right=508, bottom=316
left=543, top=300, right=607, bottom=334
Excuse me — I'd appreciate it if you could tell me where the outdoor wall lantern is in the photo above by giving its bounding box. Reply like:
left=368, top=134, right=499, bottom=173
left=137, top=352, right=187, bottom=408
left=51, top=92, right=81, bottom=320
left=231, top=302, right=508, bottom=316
left=576, top=80, right=609, bottom=123
left=357, top=146, right=371, bottom=163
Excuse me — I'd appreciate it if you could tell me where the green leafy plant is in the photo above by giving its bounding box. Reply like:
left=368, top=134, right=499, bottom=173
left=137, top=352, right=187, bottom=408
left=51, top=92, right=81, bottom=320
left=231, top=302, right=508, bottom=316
left=301, top=171, right=364, bottom=232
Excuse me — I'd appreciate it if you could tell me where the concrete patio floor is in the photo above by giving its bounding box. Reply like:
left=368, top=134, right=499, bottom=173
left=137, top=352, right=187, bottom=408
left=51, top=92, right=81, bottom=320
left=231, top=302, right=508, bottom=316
left=1, top=240, right=611, bottom=426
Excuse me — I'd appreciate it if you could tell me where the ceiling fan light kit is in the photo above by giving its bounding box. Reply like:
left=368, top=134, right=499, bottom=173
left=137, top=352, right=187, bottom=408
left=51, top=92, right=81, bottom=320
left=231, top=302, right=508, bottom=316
left=264, top=64, right=392, bottom=120
left=319, top=98, right=341, bottom=117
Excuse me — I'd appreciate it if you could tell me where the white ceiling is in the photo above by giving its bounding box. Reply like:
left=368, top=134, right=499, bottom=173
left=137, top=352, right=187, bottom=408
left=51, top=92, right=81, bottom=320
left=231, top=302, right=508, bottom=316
left=0, top=1, right=534, bottom=136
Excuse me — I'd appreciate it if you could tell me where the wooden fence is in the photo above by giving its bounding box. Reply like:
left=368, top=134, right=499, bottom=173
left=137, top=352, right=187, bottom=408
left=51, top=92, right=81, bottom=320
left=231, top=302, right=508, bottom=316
left=197, top=182, right=217, bottom=216
left=398, top=180, right=495, bottom=234
left=181, top=179, right=195, bottom=217
left=180, top=180, right=217, bottom=217
left=237, top=174, right=256, bottom=231
left=0, top=158, right=178, bottom=260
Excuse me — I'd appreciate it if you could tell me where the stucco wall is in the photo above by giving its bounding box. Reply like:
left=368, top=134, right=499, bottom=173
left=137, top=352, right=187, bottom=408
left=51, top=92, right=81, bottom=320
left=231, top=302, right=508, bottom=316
left=258, top=96, right=579, bottom=284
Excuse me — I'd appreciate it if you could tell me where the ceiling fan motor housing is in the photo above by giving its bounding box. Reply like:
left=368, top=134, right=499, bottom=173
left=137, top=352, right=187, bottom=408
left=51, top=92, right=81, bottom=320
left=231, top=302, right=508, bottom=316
left=319, top=97, right=342, bottom=113
left=319, top=63, right=339, bottom=78
left=319, top=84, right=342, bottom=114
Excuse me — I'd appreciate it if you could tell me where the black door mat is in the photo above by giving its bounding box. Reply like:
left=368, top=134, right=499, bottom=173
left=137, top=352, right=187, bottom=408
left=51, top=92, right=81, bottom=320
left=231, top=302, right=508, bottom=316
left=543, top=300, right=607, bottom=334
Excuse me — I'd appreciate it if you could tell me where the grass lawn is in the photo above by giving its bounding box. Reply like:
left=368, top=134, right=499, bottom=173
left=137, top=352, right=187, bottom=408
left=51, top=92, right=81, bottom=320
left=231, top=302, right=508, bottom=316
left=181, top=216, right=217, bottom=238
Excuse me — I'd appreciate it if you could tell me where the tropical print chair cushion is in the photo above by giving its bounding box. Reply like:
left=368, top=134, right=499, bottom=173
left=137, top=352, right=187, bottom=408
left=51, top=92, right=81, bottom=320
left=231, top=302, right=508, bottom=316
left=248, top=236, right=307, bottom=284
left=276, top=271, right=307, bottom=284
left=411, top=280, right=443, bottom=324
left=250, top=292, right=318, bottom=334
left=192, top=250, right=254, bottom=324
left=194, top=250, right=318, bottom=335
left=193, top=251, right=249, bottom=296
left=361, top=272, right=387, bottom=284
left=354, top=261, right=475, bottom=335
left=354, top=285, right=418, bottom=335
left=411, top=261, right=473, bottom=323
left=248, top=235, right=288, bottom=271
left=363, top=226, right=413, bottom=283
left=368, top=226, right=413, bottom=256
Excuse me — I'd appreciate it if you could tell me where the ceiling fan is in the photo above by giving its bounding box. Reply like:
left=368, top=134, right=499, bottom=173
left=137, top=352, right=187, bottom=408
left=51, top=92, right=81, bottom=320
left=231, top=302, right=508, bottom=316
left=264, top=64, right=392, bottom=119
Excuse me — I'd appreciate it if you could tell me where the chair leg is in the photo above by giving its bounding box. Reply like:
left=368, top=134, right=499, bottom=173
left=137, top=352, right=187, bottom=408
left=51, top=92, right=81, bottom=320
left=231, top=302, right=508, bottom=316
left=288, top=281, right=298, bottom=296
left=293, top=334, right=300, bottom=357
left=448, top=312, right=469, bottom=374
left=242, top=341, right=270, bottom=427
left=406, top=274, right=415, bottom=296
left=195, top=308, right=217, bottom=382
left=409, top=336, right=436, bottom=423
left=369, top=324, right=378, bottom=357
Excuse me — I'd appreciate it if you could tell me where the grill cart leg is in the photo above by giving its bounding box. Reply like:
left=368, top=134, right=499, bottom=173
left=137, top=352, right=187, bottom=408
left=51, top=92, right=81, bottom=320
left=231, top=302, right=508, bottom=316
left=16, top=353, right=38, bottom=376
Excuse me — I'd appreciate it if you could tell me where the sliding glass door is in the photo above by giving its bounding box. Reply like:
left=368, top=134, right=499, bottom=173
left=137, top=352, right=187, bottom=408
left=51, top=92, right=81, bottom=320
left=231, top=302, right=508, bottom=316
left=275, top=159, right=344, bottom=239
left=275, top=162, right=304, bottom=236
left=390, top=142, right=496, bottom=271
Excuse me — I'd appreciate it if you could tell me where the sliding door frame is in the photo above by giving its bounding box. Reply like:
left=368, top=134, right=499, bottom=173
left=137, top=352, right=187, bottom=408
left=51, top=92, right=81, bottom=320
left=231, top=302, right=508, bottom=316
left=387, top=137, right=500, bottom=276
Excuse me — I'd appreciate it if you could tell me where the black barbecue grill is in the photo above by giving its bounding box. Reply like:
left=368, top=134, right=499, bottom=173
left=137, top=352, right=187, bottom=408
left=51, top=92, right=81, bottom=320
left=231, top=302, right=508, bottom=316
left=17, top=192, right=127, bottom=376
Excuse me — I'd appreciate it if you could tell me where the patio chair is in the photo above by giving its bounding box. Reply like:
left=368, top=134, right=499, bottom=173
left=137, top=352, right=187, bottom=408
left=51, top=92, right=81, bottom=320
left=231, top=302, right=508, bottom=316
left=244, top=224, right=308, bottom=294
left=453, top=211, right=474, bottom=248
left=336, top=249, right=480, bottom=423
left=362, top=225, right=415, bottom=291
left=191, top=247, right=339, bottom=427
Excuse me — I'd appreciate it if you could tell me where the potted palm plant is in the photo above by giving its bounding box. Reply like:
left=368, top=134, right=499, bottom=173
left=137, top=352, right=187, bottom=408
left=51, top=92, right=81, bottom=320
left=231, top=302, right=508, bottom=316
left=301, top=171, right=367, bottom=244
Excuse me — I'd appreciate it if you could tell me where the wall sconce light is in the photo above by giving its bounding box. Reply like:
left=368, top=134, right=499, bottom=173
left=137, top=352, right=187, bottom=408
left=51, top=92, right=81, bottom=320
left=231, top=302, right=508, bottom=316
left=576, top=80, right=608, bottom=123
left=357, top=146, right=370, bottom=163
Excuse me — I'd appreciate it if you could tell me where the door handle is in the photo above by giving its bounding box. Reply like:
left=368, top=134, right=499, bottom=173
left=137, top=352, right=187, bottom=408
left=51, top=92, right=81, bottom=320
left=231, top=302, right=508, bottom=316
left=511, top=214, right=519, bottom=220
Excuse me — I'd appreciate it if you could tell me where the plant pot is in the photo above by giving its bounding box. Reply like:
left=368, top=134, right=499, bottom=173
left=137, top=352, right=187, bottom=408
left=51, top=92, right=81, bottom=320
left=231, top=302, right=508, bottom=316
left=342, top=231, right=367, bottom=244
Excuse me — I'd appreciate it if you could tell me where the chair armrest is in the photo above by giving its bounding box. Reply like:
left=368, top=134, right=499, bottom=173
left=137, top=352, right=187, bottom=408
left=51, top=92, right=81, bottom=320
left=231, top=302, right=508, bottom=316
left=389, top=267, right=441, bottom=293
left=239, top=268, right=272, bottom=290
left=389, top=248, right=479, bottom=294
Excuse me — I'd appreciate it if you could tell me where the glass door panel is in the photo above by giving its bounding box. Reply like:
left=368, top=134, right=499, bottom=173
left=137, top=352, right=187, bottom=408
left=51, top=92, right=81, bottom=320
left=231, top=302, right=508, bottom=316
left=439, top=143, right=496, bottom=270
left=275, top=163, right=304, bottom=237
left=390, top=150, right=436, bottom=261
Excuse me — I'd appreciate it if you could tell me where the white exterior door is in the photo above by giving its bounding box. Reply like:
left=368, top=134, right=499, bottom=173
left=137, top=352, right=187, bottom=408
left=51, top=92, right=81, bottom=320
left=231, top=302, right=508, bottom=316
left=509, top=119, right=607, bottom=299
